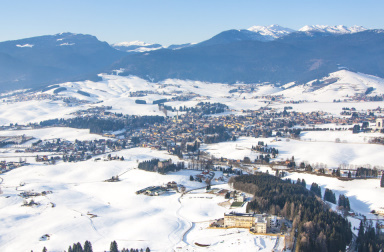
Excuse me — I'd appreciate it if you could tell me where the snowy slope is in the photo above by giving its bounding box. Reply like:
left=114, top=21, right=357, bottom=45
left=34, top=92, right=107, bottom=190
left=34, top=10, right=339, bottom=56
left=279, top=70, right=384, bottom=102
left=247, top=24, right=295, bottom=40
left=112, top=41, right=163, bottom=53
left=299, top=25, right=367, bottom=34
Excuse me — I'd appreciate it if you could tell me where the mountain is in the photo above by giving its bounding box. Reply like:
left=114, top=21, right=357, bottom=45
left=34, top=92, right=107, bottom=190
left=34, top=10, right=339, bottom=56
left=298, top=25, right=367, bottom=34
left=113, top=29, right=384, bottom=85
left=167, top=43, right=194, bottom=50
left=112, top=41, right=194, bottom=53
left=0, top=33, right=126, bottom=92
left=247, top=24, right=295, bottom=40
left=112, top=41, right=163, bottom=53
left=0, top=26, right=382, bottom=93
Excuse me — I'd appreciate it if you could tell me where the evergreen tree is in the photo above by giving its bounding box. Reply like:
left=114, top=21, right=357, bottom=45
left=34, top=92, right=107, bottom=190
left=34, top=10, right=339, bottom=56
left=310, top=183, right=322, bottom=197
left=381, top=173, right=384, bottom=187
left=324, top=188, right=336, bottom=204
left=110, top=241, right=118, bottom=252
left=42, top=247, right=47, bottom=252
left=145, top=247, right=150, bottom=252
left=84, top=240, right=93, bottom=252
left=357, top=221, right=365, bottom=246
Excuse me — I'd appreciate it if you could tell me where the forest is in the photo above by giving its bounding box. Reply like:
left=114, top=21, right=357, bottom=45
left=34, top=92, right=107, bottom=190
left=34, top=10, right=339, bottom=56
left=229, top=174, right=352, bottom=252
left=138, top=158, right=185, bottom=174
left=38, top=115, right=165, bottom=134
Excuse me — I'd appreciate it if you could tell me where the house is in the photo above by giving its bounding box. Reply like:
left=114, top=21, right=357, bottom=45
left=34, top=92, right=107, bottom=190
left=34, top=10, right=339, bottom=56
left=377, top=208, right=384, bottom=216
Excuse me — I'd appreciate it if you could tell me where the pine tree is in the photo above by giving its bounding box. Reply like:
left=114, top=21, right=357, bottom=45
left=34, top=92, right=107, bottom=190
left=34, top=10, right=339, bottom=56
left=145, top=248, right=150, bottom=252
left=110, top=241, right=118, bottom=252
left=42, top=247, right=47, bottom=252
left=357, top=220, right=365, bottom=245
left=84, top=240, right=93, bottom=252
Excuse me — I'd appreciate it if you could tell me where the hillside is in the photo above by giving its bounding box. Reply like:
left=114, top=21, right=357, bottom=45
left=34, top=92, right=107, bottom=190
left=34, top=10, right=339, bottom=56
left=0, top=33, right=126, bottom=92
left=114, top=30, right=384, bottom=85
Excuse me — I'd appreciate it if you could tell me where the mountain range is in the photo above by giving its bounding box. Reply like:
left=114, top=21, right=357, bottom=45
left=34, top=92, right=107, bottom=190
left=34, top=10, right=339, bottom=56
left=0, top=25, right=383, bottom=93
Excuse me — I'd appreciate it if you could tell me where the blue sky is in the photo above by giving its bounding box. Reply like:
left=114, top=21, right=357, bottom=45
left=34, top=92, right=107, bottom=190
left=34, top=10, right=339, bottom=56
left=1, top=0, right=383, bottom=45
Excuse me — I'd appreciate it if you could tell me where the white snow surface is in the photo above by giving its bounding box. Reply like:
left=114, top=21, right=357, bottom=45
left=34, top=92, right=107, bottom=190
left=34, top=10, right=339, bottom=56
left=247, top=24, right=294, bottom=39
left=278, top=70, right=384, bottom=102
left=298, top=25, right=367, bottom=34
left=0, top=145, right=280, bottom=252
left=202, top=136, right=384, bottom=217
left=16, top=44, right=34, bottom=48
left=0, top=127, right=109, bottom=142
left=113, top=41, right=155, bottom=47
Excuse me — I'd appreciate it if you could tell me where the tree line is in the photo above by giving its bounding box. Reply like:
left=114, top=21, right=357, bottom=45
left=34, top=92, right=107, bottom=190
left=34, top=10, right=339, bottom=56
left=229, top=174, right=352, bottom=252
left=39, top=240, right=150, bottom=252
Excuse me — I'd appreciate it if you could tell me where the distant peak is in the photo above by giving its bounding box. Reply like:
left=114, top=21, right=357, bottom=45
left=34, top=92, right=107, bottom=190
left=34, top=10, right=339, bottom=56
left=298, top=25, right=367, bottom=34
left=247, top=25, right=295, bottom=39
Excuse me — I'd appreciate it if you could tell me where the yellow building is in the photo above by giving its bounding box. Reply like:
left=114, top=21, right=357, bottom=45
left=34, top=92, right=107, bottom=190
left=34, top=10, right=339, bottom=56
left=224, top=213, right=255, bottom=228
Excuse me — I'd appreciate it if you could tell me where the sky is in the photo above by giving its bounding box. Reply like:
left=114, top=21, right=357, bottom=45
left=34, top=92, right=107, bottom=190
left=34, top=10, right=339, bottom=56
left=0, top=0, right=383, bottom=46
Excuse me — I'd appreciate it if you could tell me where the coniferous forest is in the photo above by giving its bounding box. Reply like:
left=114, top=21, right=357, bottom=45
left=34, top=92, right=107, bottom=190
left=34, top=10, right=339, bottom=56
left=229, top=174, right=352, bottom=252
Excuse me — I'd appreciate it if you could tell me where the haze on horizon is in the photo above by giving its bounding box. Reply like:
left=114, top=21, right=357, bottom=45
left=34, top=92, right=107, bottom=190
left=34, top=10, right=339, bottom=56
left=1, top=0, right=384, bottom=46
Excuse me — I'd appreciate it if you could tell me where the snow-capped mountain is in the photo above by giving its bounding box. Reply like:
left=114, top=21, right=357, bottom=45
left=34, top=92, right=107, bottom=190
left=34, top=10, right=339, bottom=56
left=112, top=41, right=163, bottom=53
left=298, top=25, right=367, bottom=34
left=247, top=24, right=295, bottom=40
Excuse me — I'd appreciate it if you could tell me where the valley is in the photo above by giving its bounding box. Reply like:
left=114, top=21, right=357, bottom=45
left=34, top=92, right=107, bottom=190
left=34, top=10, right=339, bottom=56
left=0, top=70, right=383, bottom=251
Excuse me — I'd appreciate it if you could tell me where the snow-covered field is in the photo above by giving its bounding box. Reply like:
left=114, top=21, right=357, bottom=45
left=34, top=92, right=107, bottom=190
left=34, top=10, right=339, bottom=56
left=0, top=127, right=109, bottom=142
left=0, top=145, right=281, bottom=252
left=0, top=148, right=203, bottom=252
left=1, top=70, right=384, bottom=125
left=202, top=136, right=384, bottom=215
left=278, top=70, right=384, bottom=102
left=1, top=70, right=384, bottom=251
left=202, top=135, right=384, bottom=169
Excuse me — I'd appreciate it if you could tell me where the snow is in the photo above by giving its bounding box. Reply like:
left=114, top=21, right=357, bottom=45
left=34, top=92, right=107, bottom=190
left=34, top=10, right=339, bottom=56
left=298, top=25, right=367, bottom=34
left=16, top=44, right=34, bottom=48
left=0, top=144, right=279, bottom=252
left=0, top=100, right=82, bottom=126
left=278, top=70, right=384, bottom=102
left=113, top=41, right=154, bottom=47
left=0, top=127, right=109, bottom=142
left=285, top=172, right=383, bottom=219
left=247, top=24, right=294, bottom=40
left=178, top=222, right=281, bottom=252
left=112, top=41, right=163, bottom=53
left=0, top=148, right=197, bottom=252
left=59, top=42, right=75, bottom=46
left=1, top=68, right=384, bottom=250
left=203, top=136, right=384, bottom=170
left=1, top=69, right=381, bottom=125
left=201, top=136, right=384, bottom=218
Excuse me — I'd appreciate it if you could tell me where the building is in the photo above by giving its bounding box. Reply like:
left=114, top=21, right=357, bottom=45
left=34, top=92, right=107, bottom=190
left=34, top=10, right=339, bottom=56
left=376, top=118, right=384, bottom=130
left=377, top=208, right=384, bottom=216
left=223, top=212, right=268, bottom=234
left=224, top=212, right=255, bottom=228
left=254, top=215, right=267, bottom=233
